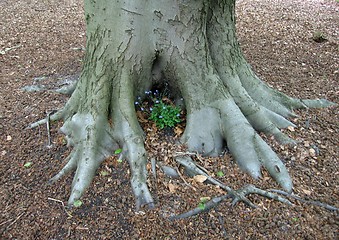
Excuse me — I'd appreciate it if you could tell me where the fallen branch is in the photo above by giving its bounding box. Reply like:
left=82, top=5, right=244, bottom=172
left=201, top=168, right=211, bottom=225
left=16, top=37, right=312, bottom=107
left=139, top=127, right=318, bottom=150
left=268, top=189, right=339, bottom=211
left=169, top=155, right=335, bottom=219
left=169, top=195, right=230, bottom=220
left=170, top=155, right=293, bottom=219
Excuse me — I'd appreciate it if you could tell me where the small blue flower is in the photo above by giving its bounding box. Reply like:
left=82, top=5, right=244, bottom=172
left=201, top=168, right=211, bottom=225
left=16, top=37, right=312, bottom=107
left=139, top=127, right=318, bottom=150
left=163, top=106, right=166, bottom=109
left=135, top=102, right=139, bottom=105
left=150, top=107, right=153, bottom=111
left=137, top=96, right=141, bottom=100
left=176, top=113, right=180, bottom=117
left=155, top=100, right=159, bottom=103
left=141, top=107, right=145, bottom=111
left=159, top=116, right=163, bottom=118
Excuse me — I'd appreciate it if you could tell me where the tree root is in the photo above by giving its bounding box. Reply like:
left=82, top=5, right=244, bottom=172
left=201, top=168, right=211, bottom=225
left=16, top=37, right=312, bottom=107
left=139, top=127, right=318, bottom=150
left=169, top=155, right=335, bottom=220
left=26, top=109, right=64, bottom=129
left=268, top=189, right=339, bottom=212
left=169, top=194, right=231, bottom=220
left=26, top=0, right=336, bottom=213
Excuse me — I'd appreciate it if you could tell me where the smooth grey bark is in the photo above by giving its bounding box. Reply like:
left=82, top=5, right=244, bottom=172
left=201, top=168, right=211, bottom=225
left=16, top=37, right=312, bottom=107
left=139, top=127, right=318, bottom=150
left=30, top=0, right=334, bottom=209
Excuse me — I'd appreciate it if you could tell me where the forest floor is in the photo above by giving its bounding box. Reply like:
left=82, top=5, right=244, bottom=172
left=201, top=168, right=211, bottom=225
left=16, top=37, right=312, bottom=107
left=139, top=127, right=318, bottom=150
left=1, top=0, right=338, bottom=239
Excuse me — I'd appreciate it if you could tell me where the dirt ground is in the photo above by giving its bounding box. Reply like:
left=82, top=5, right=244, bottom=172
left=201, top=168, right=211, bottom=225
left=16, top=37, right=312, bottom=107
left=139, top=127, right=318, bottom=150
left=1, top=0, right=338, bottom=239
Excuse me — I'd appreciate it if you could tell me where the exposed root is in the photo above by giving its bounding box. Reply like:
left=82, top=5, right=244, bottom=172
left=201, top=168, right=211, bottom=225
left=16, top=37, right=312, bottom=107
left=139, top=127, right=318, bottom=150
left=169, top=184, right=293, bottom=220
left=26, top=0, right=336, bottom=214
left=180, top=107, right=223, bottom=156
left=26, top=108, right=64, bottom=129
left=169, top=194, right=231, bottom=220
left=268, top=189, right=339, bottom=211
left=171, top=155, right=336, bottom=220
left=48, top=152, right=78, bottom=184
left=230, top=184, right=292, bottom=206
left=51, top=113, right=118, bottom=205
left=176, top=156, right=292, bottom=204
left=300, top=99, right=336, bottom=108
left=53, top=77, right=78, bottom=95
left=217, top=99, right=292, bottom=191
left=123, top=137, right=155, bottom=210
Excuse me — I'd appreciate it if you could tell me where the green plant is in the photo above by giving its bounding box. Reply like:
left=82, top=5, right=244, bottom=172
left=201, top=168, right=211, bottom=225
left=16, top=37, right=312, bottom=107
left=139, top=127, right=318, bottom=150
left=24, top=162, right=33, bottom=168
left=73, top=199, right=83, bottom=207
left=198, top=197, right=210, bottom=210
left=149, top=100, right=181, bottom=129
left=100, top=170, right=109, bottom=176
left=216, top=170, right=224, bottom=177
left=114, top=148, right=123, bottom=163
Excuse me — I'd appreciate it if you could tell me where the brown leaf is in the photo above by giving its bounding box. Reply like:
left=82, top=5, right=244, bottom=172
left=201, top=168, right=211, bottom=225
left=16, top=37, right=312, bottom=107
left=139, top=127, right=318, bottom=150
left=136, top=111, right=148, bottom=123
left=193, top=175, right=207, bottom=183
left=174, top=126, right=184, bottom=136
left=168, top=183, right=178, bottom=193
left=302, top=189, right=312, bottom=195
left=287, top=126, right=295, bottom=132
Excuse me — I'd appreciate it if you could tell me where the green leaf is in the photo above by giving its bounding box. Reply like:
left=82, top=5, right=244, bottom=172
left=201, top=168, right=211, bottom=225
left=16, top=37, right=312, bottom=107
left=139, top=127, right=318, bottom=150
left=73, top=200, right=83, bottom=207
left=216, top=171, right=224, bottom=177
left=114, top=148, right=122, bottom=154
left=100, top=170, right=109, bottom=176
left=198, top=202, right=205, bottom=210
left=24, top=162, right=33, bottom=168
left=117, top=158, right=123, bottom=163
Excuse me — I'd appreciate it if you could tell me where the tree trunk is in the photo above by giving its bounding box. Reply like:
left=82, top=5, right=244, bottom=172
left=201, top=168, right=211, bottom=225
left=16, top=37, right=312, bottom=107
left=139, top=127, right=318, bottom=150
left=38, top=0, right=332, bottom=209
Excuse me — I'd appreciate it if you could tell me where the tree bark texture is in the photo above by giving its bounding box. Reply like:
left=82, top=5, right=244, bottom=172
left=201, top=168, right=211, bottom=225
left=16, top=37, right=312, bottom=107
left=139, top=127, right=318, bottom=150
left=40, top=0, right=332, bottom=208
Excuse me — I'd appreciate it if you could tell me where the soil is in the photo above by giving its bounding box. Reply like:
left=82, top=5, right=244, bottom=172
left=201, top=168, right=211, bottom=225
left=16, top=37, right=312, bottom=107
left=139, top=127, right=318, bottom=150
left=1, top=0, right=338, bottom=239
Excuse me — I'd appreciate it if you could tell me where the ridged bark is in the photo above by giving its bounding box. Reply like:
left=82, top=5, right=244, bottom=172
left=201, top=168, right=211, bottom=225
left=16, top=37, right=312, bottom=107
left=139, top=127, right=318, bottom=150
left=30, top=0, right=334, bottom=209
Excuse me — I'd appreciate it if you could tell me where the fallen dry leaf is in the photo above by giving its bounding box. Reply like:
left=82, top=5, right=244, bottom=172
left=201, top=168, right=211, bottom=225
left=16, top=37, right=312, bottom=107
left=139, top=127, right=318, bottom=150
left=168, top=183, right=178, bottom=193
left=174, top=126, right=184, bottom=136
left=302, top=189, right=312, bottom=195
left=136, top=111, right=148, bottom=123
left=287, top=126, right=295, bottom=132
left=193, top=175, right=207, bottom=183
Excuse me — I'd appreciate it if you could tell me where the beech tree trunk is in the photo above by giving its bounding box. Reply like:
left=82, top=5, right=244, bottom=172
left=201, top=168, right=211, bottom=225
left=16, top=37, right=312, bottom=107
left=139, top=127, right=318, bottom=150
left=36, top=0, right=332, bottom=209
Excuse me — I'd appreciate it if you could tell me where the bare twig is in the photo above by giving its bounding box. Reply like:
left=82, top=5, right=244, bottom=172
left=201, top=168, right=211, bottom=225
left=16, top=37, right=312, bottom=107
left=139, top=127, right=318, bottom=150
left=46, top=110, right=58, bottom=147
left=175, top=166, right=197, bottom=191
left=175, top=155, right=255, bottom=207
left=48, top=197, right=73, bottom=218
left=170, top=156, right=296, bottom=219
left=46, top=111, right=52, bottom=147
left=1, top=212, right=25, bottom=233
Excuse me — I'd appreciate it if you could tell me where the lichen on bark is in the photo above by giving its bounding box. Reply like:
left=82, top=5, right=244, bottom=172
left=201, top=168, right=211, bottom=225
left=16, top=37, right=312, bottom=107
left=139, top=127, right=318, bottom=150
left=29, top=0, right=334, bottom=209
